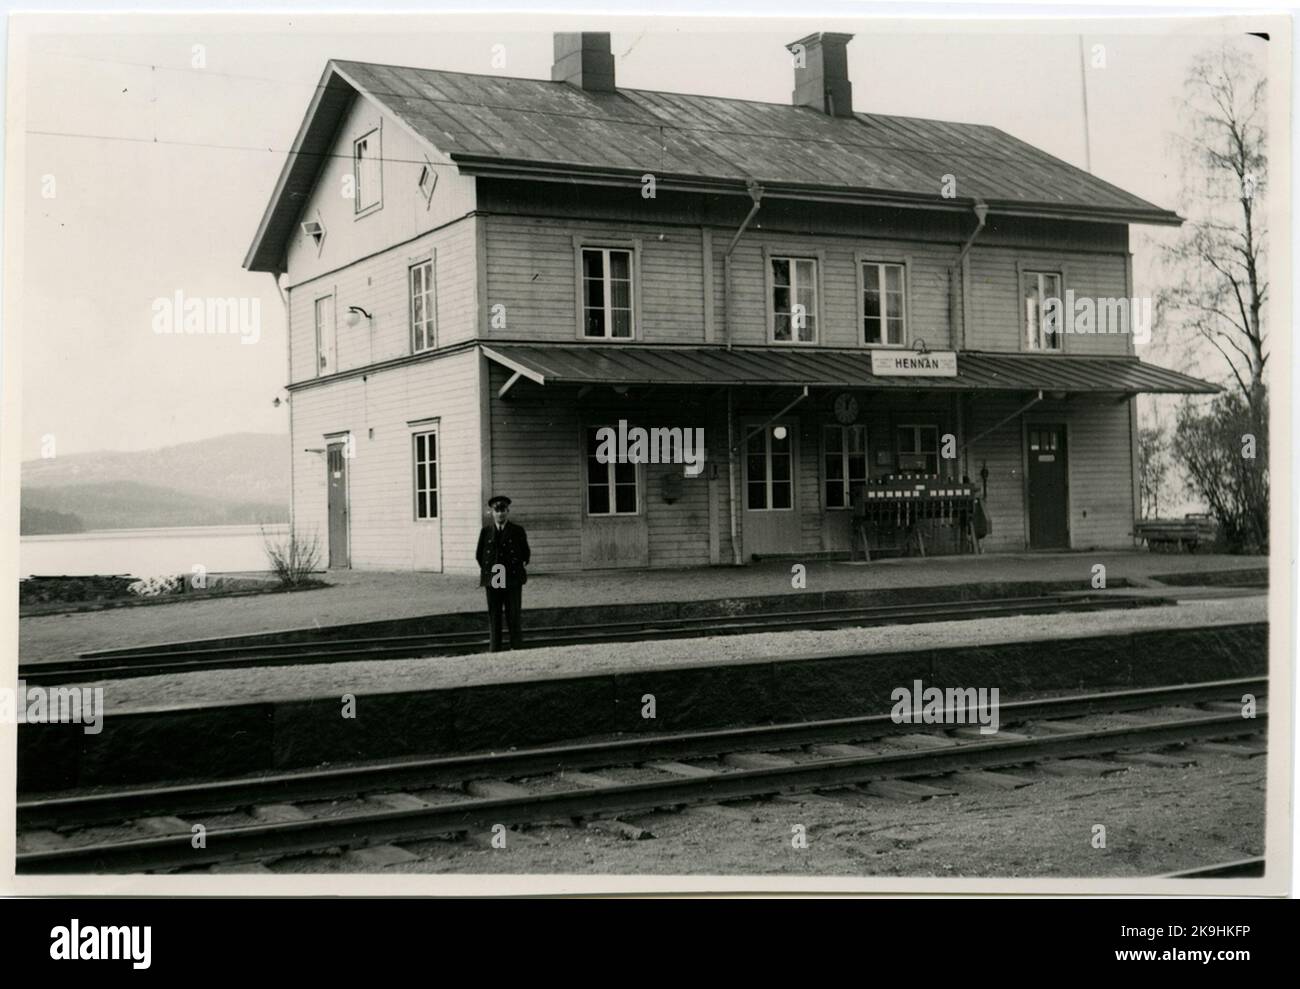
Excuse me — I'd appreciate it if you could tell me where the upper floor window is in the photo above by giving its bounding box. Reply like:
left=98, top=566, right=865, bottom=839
left=824, top=425, right=867, bottom=509
left=896, top=424, right=939, bottom=475
left=410, top=258, right=436, bottom=353
left=862, top=261, right=906, bottom=346
left=353, top=128, right=382, bottom=214
left=581, top=247, right=634, bottom=338
left=585, top=427, right=638, bottom=514
left=1023, top=270, right=1063, bottom=351
left=771, top=256, right=818, bottom=343
left=314, top=294, right=336, bottom=376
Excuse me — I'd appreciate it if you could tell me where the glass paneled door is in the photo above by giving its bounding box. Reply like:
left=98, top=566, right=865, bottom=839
left=742, top=420, right=801, bottom=558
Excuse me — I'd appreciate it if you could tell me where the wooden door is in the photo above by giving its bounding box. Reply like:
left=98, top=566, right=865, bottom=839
left=743, top=420, right=801, bottom=558
left=1027, top=424, right=1069, bottom=549
left=412, top=428, right=443, bottom=571
left=326, top=441, right=350, bottom=568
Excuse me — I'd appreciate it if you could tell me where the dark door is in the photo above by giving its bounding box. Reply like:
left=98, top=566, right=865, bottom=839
left=327, top=441, right=350, bottom=568
left=1027, top=424, right=1068, bottom=549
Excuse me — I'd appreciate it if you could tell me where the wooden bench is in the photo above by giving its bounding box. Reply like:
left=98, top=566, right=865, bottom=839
left=1135, top=516, right=1219, bottom=553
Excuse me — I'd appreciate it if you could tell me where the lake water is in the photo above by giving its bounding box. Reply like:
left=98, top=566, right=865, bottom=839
left=19, top=524, right=292, bottom=578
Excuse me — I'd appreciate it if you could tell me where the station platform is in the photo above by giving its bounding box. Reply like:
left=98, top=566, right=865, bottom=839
left=19, top=551, right=1268, bottom=664
left=18, top=589, right=1268, bottom=793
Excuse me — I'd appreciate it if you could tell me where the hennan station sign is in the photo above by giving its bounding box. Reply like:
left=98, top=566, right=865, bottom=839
left=870, top=351, right=959, bottom=377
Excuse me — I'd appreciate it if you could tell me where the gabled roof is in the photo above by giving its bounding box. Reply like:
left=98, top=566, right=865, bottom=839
left=246, top=58, right=1181, bottom=273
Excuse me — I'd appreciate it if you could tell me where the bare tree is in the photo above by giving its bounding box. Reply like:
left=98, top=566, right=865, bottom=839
left=1137, top=424, right=1171, bottom=519
left=1158, top=42, right=1267, bottom=411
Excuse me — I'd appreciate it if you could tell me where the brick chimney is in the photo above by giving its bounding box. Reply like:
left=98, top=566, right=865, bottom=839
left=786, top=32, right=855, bottom=118
left=552, top=32, right=615, bottom=92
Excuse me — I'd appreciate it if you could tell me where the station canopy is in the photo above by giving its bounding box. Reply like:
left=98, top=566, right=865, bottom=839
left=482, top=343, right=1219, bottom=396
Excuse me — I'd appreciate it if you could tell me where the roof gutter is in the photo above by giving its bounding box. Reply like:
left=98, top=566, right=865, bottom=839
left=452, top=156, right=1184, bottom=227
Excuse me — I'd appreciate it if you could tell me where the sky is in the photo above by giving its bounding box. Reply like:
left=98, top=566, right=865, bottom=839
left=10, top=13, right=1270, bottom=459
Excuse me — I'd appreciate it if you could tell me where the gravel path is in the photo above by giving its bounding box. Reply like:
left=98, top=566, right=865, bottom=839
left=90, top=594, right=1266, bottom=713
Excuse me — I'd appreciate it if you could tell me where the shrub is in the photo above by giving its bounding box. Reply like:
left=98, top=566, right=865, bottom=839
left=261, top=526, right=322, bottom=587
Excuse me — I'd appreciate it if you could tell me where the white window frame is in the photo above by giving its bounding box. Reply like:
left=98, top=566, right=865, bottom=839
left=314, top=292, right=337, bottom=376
left=858, top=256, right=911, bottom=348
left=1020, top=265, right=1066, bottom=352
left=823, top=424, right=868, bottom=510
left=409, top=255, right=436, bottom=353
left=895, top=423, right=940, bottom=475
left=575, top=240, right=640, bottom=340
left=353, top=124, right=383, bottom=216
left=584, top=426, right=640, bottom=516
left=765, top=250, right=822, bottom=345
left=744, top=422, right=796, bottom=512
left=412, top=428, right=439, bottom=521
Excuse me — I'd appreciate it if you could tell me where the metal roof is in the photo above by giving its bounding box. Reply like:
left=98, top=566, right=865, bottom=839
left=245, top=59, right=1180, bottom=271
left=482, top=343, right=1219, bottom=395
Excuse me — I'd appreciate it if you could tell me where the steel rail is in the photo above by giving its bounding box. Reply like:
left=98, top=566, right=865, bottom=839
left=19, top=712, right=1265, bottom=874
left=23, top=594, right=1153, bottom=685
left=18, top=711, right=1264, bottom=873
left=19, top=677, right=1264, bottom=830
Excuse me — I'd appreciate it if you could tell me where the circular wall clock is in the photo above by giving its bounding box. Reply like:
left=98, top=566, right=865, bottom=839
left=833, top=392, right=860, bottom=424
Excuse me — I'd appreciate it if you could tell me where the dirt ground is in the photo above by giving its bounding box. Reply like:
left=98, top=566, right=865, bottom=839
left=261, top=748, right=1266, bottom=879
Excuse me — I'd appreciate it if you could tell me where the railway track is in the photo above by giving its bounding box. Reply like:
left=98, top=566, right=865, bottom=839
left=23, top=592, right=1158, bottom=684
left=17, top=677, right=1265, bottom=874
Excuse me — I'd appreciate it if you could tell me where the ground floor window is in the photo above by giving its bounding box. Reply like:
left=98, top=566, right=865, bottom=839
left=896, top=423, right=939, bottom=474
left=746, top=424, right=794, bottom=510
left=824, top=425, right=867, bottom=508
left=586, top=427, right=638, bottom=515
left=413, top=430, right=438, bottom=519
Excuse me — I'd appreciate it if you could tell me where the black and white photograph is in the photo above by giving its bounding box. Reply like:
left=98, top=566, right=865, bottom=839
left=0, top=4, right=1292, bottom=899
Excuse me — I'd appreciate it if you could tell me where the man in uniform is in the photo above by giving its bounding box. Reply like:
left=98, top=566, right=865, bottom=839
left=475, top=495, right=531, bottom=651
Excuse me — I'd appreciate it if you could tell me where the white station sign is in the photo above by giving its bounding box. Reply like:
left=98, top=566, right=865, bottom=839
left=871, top=350, right=958, bottom=377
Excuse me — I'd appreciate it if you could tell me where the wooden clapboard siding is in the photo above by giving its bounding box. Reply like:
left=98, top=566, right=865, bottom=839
left=1049, top=398, right=1137, bottom=549
left=285, top=94, right=476, bottom=286
left=965, top=394, right=1030, bottom=552
left=287, top=219, right=477, bottom=383
left=478, top=180, right=1129, bottom=254
left=488, top=365, right=718, bottom=571
left=290, top=348, right=481, bottom=573
left=483, top=215, right=706, bottom=342
left=965, top=245, right=1133, bottom=355
left=485, top=214, right=956, bottom=349
left=965, top=394, right=1136, bottom=552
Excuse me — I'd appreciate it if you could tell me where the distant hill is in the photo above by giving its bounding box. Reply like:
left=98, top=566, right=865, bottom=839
left=20, top=505, right=86, bottom=535
left=21, top=433, right=289, bottom=532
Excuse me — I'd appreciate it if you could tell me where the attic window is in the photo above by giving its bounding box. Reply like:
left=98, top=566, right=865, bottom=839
left=353, top=127, right=382, bottom=214
left=417, top=160, right=437, bottom=206
left=301, top=218, right=326, bottom=255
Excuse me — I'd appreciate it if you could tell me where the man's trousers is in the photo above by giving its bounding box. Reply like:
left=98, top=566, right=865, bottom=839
left=485, top=584, right=523, bottom=651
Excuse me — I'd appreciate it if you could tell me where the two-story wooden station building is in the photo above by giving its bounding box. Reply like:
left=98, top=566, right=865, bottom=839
left=245, top=31, right=1215, bottom=575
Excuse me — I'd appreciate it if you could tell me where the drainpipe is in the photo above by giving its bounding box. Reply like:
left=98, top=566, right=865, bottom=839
left=949, top=200, right=988, bottom=351
left=723, top=180, right=764, bottom=351
left=727, top=387, right=740, bottom=565
left=271, top=271, right=293, bottom=533
left=722, top=181, right=763, bottom=565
